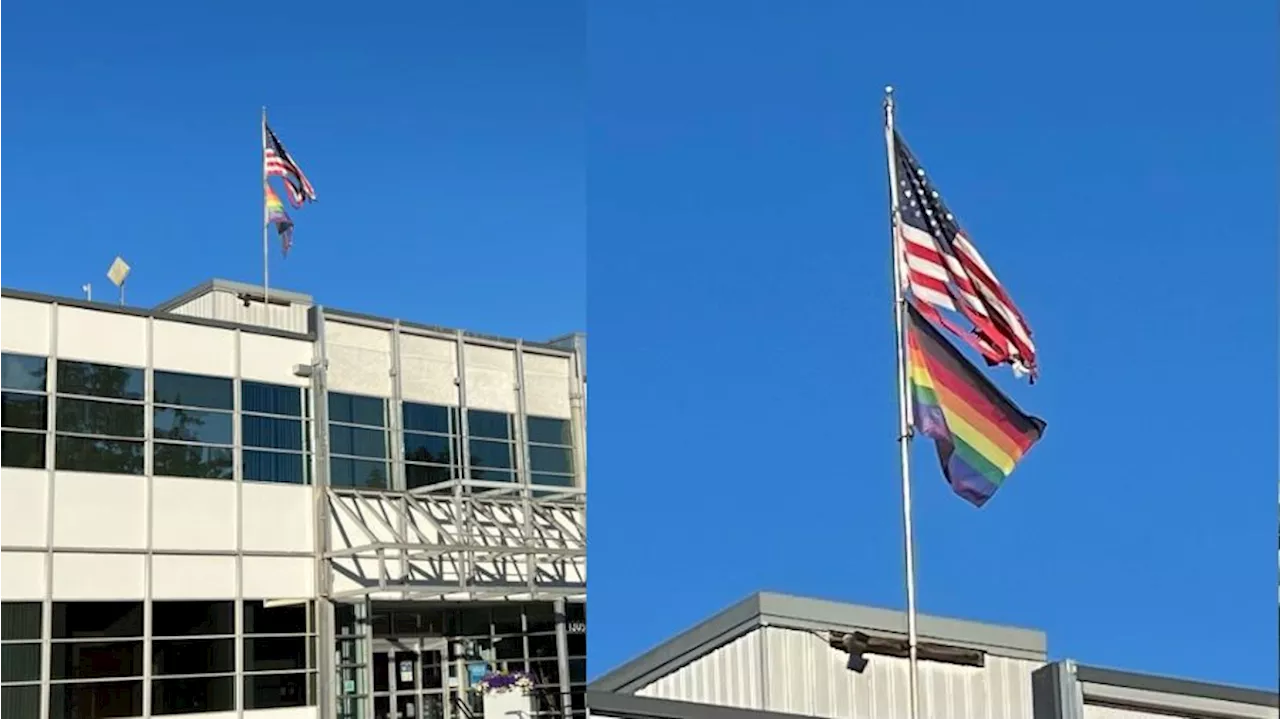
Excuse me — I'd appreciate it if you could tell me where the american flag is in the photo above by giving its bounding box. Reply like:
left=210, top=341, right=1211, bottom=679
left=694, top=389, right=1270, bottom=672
left=893, top=132, right=1037, bottom=379
left=264, top=122, right=317, bottom=208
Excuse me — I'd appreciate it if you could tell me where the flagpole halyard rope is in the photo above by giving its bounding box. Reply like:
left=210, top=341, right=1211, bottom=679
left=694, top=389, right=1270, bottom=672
left=884, top=85, right=923, bottom=719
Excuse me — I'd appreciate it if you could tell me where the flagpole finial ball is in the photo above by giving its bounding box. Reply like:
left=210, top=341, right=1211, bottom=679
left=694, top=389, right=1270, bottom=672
left=885, top=85, right=894, bottom=95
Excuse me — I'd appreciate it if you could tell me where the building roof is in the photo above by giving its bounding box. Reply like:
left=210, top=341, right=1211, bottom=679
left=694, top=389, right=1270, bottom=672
left=152, top=278, right=315, bottom=310
left=589, top=591, right=1047, bottom=695
left=586, top=692, right=819, bottom=719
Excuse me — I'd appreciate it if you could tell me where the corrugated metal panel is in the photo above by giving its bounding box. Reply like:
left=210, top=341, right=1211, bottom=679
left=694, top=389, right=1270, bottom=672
left=1084, top=706, right=1196, bottom=719
left=761, top=626, right=1040, bottom=719
left=636, top=630, right=766, bottom=711
left=165, top=289, right=310, bottom=333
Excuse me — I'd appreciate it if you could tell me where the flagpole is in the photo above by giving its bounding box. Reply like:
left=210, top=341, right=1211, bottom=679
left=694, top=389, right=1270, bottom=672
left=884, top=85, right=922, bottom=719
left=261, top=106, right=270, bottom=307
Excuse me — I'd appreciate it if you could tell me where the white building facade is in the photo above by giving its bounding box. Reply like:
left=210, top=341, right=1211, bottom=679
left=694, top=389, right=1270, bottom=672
left=0, top=280, right=586, bottom=719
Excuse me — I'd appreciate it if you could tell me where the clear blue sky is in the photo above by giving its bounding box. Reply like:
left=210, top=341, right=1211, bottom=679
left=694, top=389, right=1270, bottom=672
left=587, top=0, right=1277, bottom=691
left=2, top=1, right=584, bottom=340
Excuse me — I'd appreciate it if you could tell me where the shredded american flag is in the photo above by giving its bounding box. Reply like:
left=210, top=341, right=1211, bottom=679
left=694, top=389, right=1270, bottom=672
left=264, top=122, right=317, bottom=208
left=893, top=132, right=1038, bottom=380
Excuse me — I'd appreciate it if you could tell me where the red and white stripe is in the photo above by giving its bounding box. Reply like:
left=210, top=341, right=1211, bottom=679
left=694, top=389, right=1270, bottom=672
left=264, top=148, right=315, bottom=207
left=897, top=219, right=1037, bottom=376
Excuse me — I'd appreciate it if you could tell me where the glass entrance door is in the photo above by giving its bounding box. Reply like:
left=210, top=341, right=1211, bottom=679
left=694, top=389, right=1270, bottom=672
left=372, top=639, right=447, bottom=719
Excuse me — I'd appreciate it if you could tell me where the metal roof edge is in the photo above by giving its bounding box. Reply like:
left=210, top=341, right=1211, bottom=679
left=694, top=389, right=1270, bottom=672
left=585, top=691, right=814, bottom=719
left=588, top=593, right=765, bottom=694
left=321, top=306, right=581, bottom=353
left=757, top=592, right=1047, bottom=659
left=153, top=278, right=314, bottom=311
left=1, top=287, right=314, bottom=342
left=1074, top=663, right=1279, bottom=709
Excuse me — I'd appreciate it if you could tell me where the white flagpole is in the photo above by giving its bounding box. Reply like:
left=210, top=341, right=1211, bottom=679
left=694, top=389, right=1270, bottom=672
left=261, top=106, right=270, bottom=307
left=884, top=85, right=922, bottom=719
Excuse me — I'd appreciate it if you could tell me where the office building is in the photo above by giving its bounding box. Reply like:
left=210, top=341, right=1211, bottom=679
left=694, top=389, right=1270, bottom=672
left=586, top=592, right=1278, bottom=719
left=0, top=280, right=587, bottom=719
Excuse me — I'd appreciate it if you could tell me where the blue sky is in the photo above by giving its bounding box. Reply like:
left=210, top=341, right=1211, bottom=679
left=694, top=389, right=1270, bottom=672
left=587, top=0, right=1277, bottom=690
left=2, top=1, right=584, bottom=340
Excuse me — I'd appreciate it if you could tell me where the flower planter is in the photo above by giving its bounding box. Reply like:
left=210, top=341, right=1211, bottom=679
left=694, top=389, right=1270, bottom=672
left=483, top=688, right=532, bottom=719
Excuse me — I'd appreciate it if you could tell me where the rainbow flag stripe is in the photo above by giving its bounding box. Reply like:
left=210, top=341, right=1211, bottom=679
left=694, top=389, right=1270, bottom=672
left=906, top=303, right=1045, bottom=507
left=265, top=183, right=294, bottom=256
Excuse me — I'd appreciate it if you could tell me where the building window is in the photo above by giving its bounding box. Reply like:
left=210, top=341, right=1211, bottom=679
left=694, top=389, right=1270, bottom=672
left=243, top=601, right=316, bottom=709
left=151, top=601, right=235, bottom=715
left=328, top=393, right=389, bottom=490
left=527, top=416, right=575, bottom=488
left=403, top=402, right=459, bottom=490
left=467, top=409, right=515, bottom=483
left=50, top=601, right=145, bottom=719
left=54, top=360, right=145, bottom=475
left=1, top=353, right=48, bottom=469
left=152, top=371, right=234, bottom=480
left=1, top=602, right=42, bottom=717
left=242, top=381, right=310, bottom=484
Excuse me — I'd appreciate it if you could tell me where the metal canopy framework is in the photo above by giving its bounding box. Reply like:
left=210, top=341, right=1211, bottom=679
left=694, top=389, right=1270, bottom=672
left=324, top=486, right=586, bottom=602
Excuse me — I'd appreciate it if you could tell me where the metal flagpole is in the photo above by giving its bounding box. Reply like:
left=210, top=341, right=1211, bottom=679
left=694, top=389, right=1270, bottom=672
left=884, top=85, right=922, bottom=719
left=261, top=106, right=270, bottom=307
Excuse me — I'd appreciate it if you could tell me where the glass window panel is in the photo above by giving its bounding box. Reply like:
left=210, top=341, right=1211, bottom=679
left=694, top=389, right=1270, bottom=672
left=244, top=672, right=310, bottom=709
left=570, top=658, right=586, bottom=684
left=2, top=602, right=42, bottom=640
left=329, top=393, right=385, bottom=427
left=152, top=601, right=234, bottom=637
left=1, top=392, right=46, bottom=429
left=243, top=450, right=306, bottom=484
left=245, top=637, right=309, bottom=671
left=1, top=353, right=47, bottom=392
left=52, top=602, right=143, bottom=639
left=403, top=403, right=452, bottom=434
left=529, top=445, right=573, bottom=474
left=51, top=640, right=143, bottom=679
left=330, top=425, right=387, bottom=459
left=50, top=680, right=143, bottom=719
left=330, top=458, right=389, bottom=489
left=531, top=473, right=574, bottom=488
left=152, top=638, right=235, bottom=675
left=153, top=408, right=233, bottom=444
left=1, top=685, right=40, bottom=718
left=152, top=675, right=235, bottom=715
left=404, top=432, right=451, bottom=464
left=405, top=464, right=451, bottom=490
left=528, top=634, right=557, bottom=659
left=566, top=602, right=585, bottom=626
left=527, top=417, right=571, bottom=446
left=0, top=643, right=40, bottom=682
left=492, top=605, right=522, bottom=634
left=468, top=410, right=510, bottom=440
left=242, top=416, right=304, bottom=451
left=1, top=431, right=45, bottom=469
left=153, top=443, right=233, bottom=480
left=57, top=361, right=143, bottom=401
left=241, top=381, right=303, bottom=417
left=469, top=439, right=512, bottom=469
left=244, top=601, right=308, bottom=635
left=56, top=398, right=144, bottom=438
left=525, top=604, right=555, bottom=633
left=153, top=371, right=233, bottom=410
left=568, top=632, right=585, bottom=656
left=528, top=658, right=559, bottom=684
left=54, top=437, right=144, bottom=474
left=471, top=468, right=514, bottom=483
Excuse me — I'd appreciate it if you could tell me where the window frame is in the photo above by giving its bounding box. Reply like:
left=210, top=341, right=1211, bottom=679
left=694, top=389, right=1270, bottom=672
left=1, top=353, right=49, bottom=470
left=327, top=392, right=391, bottom=490
left=52, top=359, right=147, bottom=475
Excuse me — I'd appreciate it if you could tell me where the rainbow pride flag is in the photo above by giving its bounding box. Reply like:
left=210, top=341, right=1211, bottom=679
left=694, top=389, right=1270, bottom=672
left=265, top=183, right=294, bottom=256
left=906, top=302, right=1045, bottom=507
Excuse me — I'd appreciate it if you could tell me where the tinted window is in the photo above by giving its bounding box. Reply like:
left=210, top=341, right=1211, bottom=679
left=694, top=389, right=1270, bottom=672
left=152, top=639, right=235, bottom=675
left=1, top=432, right=45, bottom=469
left=242, top=416, right=303, bottom=451
left=469, top=439, right=512, bottom=469
left=51, top=641, right=143, bottom=679
left=330, top=458, right=389, bottom=489
left=55, top=437, right=144, bottom=474
left=2, top=393, right=46, bottom=429
left=152, top=601, right=234, bottom=637
left=242, top=382, right=302, bottom=416
left=244, top=637, right=308, bottom=671
left=244, top=673, right=308, bottom=709
left=527, top=417, right=571, bottom=446
left=406, top=464, right=451, bottom=489
left=52, top=602, right=143, bottom=638
left=153, top=408, right=233, bottom=444
left=468, top=410, right=510, bottom=440
left=330, top=425, right=387, bottom=458
left=530, top=446, right=573, bottom=475
left=243, top=450, right=306, bottom=484
left=153, top=444, right=233, bottom=480
left=405, top=433, right=451, bottom=464
left=57, top=361, right=143, bottom=400
left=403, top=403, right=451, bottom=434
left=56, top=399, right=144, bottom=437
left=153, top=372, right=233, bottom=410
left=1, top=354, right=46, bottom=391
left=0, top=644, right=39, bottom=682
left=244, top=602, right=307, bottom=634
left=51, top=680, right=143, bottom=718
left=152, top=675, right=234, bottom=714
left=532, top=473, right=574, bottom=488
left=329, top=393, right=385, bottom=426
left=1, top=603, right=41, bottom=640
